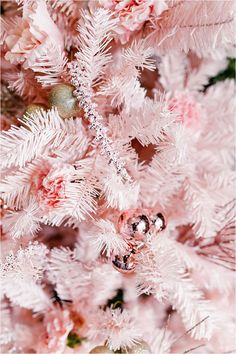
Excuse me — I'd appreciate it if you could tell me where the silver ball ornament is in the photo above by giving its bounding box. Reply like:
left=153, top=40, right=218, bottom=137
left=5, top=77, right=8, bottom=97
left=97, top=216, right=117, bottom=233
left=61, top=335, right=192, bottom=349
left=89, top=345, right=114, bottom=353
left=48, top=84, right=80, bottom=119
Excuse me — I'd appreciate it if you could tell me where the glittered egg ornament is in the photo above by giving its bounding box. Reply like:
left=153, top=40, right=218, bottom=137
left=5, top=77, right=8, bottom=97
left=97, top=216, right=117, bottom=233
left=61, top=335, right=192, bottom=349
left=89, top=345, right=114, bottom=353
left=48, top=84, right=80, bottom=119
left=112, top=251, right=136, bottom=274
left=125, top=341, right=152, bottom=354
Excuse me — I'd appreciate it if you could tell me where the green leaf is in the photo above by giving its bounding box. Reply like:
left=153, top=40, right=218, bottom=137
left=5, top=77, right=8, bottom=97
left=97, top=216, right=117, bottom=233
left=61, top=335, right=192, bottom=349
left=66, top=332, right=86, bottom=348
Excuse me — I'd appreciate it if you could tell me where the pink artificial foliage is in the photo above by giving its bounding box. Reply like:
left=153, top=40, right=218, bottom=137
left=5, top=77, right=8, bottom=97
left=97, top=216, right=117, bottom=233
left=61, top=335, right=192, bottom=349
left=0, top=1, right=235, bottom=353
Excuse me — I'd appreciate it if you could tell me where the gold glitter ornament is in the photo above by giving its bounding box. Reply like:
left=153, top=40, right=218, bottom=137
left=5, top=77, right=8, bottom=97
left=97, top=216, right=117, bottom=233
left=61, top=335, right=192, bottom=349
left=48, top=84, right=80, bottom=119
left=124, top=341, right=152, bottom=354
left=89, top=345, right=114, bottom=353
left=24, top=104, right=46, bottom=115
left=22, top=104, right=46, bottom=129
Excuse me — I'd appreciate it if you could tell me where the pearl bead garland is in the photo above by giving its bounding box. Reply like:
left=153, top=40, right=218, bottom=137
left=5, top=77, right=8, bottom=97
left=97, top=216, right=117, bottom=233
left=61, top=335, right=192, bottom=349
left=68, top=61, right=132, bottom=182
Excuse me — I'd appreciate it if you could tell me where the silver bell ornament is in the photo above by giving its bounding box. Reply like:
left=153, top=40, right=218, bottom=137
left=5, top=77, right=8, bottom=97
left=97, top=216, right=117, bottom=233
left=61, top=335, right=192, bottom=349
left=48, top=84, right=81, bottom=119
left=89, top=345, right=114, bottom=353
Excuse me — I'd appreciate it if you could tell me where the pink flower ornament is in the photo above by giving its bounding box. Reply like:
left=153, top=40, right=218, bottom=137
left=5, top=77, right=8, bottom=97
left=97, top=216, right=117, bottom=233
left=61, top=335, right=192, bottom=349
left=4, top=0, right=63, bottom=68
left=37, top=164, right=74, bottom=209
left=89, top=0, right=168, bottom=43
left=44, top=309, right=73, bottom=353
left=168, top=91, right=205, bottom=129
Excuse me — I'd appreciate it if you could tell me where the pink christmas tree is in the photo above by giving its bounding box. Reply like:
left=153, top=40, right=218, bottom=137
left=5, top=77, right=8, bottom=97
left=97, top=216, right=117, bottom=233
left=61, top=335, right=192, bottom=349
left=0, top=1, right=235, bottom=353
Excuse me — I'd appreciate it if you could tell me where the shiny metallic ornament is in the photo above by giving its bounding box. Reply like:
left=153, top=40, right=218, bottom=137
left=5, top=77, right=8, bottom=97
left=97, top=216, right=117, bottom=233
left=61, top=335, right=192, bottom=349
left=113, top=209, right=167, bottom=274
left=118, top=209, right=166, bottom=242
left=131, top=215, right=150, bottom=235
left=150, top=212, right=166, bottom=232
left=118, top=209, right=150, bottom=241
left=48, top=84, right=80, bottom=119
left=125, top=341, right=152, bottom=354
left=112, top=251, right=136, bottom=274
left=89, top=345, right=114, bottom=353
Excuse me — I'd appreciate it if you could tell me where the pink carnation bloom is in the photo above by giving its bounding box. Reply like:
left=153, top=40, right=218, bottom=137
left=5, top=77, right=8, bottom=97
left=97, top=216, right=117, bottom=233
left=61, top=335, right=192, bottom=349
left=42, top=309, right=73, bottom=353
left=4, top=0, right=63, bottom=68
left=168, top=92, right=205, bottom=129
left=38, top=176, right=65, bottom=208
left=90, top=0, right=168, bottom=43
left=36, top=164, right=74, bottom=208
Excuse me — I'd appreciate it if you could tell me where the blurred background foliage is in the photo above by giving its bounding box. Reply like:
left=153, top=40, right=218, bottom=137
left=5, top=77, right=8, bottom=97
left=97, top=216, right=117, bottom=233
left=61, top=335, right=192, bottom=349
left=207, top=58, right=235, bottom=87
